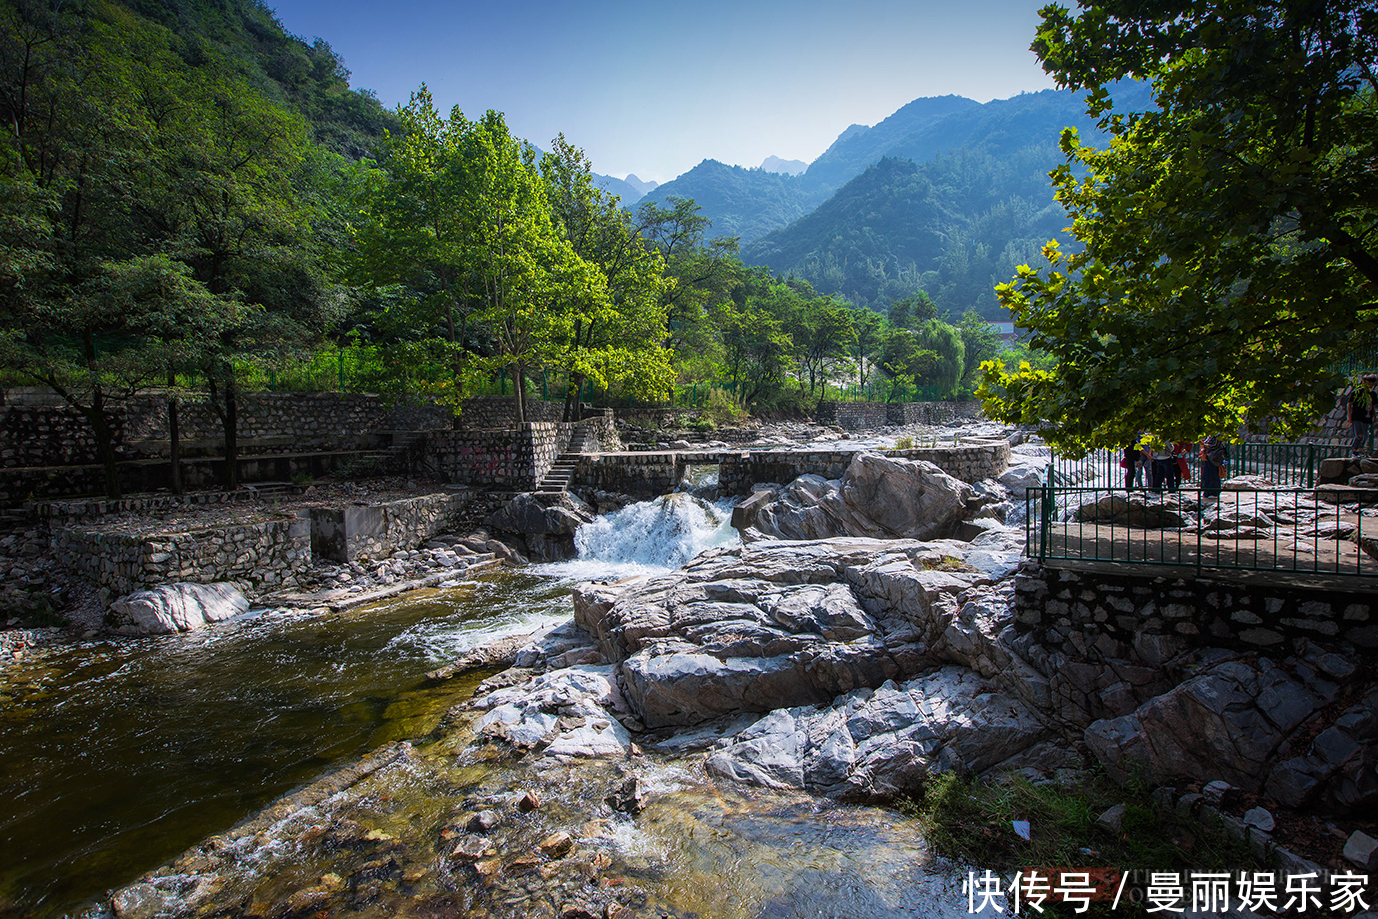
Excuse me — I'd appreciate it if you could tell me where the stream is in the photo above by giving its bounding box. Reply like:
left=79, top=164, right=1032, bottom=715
left=2, top=494, right=965, bottom=919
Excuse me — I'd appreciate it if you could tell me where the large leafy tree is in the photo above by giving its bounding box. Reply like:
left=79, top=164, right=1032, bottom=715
left=540, top=135, right=674, bottom=417
left=982, top=0, right=1378, bottom=452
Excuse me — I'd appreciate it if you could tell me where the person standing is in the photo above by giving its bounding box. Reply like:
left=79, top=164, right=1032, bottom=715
left=1200, top=436, right=1229, bottom=498
left=1122, top=438, right=1142, bottom=491
left=1148, top=435, right=1175, bottom=493
left=1346, top=374, right=1377, bottom=456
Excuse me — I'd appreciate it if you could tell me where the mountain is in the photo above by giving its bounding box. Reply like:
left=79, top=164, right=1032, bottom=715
left=642, top=84, right=1153, bottom=247
left=635, top=160, right=834, bottom=242
left=121, top=0, right=398, bottom=160
left=623, top=174, right=659, bottom=196
left=593, top=173, right=647, bottom=205
left=801, top=94, right=982, bottom=189
left=743, top=150, right=1070, bottom=318
left=761, top=155, right=807, bottom=175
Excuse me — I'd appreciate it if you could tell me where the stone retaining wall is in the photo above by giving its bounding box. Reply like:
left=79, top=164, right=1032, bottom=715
left=310, top=494, right=464, bottom=562
left=718, top=451, right=853, bottom=495
left=815, top=401, right=986, bottom=430
left=1014, top=562, right=1376, bottom=661
left=424, top=422, right=570, bottom=490
left=575, top=453, right=685, bottom=498
left=889, top=441, right=1011, bottom=484
left=53, top=516, right=311, bottom=597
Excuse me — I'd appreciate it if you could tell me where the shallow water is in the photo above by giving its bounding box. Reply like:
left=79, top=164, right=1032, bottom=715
left=0, top=571, right=571, bottom=919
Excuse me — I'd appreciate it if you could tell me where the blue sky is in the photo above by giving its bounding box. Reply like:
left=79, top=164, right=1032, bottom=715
left=269, top=0, right=1060, bottom=184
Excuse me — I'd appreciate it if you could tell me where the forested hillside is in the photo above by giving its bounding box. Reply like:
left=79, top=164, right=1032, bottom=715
left=118, top=0, right=398, bottom=158
left=743, top=147, right=1070, bottom=317
left=738, top=82, right=1156, bottom=317
left=635, top=160, right=833, bottom=243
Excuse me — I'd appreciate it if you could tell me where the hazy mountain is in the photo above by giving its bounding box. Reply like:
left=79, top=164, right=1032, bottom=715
left=593, top=173, right=647, bottom=205
left=623, top=174, right=659, bottom=195
left=635, top=160, right=833, bottom=242
left=761, top=155, right=807, bottom=175
left=801, top=94, right=982, bottom=189
left=642, top=86, right=1150, bottom=244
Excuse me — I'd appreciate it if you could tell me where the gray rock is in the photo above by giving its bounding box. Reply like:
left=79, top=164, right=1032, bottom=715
left=704, top=667, right=1048, bottom=800
left=1201, top=780, right=1240, bottom=809
left=1084, top=658, right=1322, bottom=791
left=1344, top=831, right=1378, bottom=871
left=730, top=453, right=974, bottom=542
left=108, top=582, right=248, bottom=635
left=1243, top=806, right=1275, bottom=832
left=1094, top=803, right=1126, bottom=834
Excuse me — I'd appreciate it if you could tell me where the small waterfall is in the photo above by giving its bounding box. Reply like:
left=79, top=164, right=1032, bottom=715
left=539, top=493, right=739, bottom=579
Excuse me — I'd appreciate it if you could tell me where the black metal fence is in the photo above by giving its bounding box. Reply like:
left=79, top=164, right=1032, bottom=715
left=1025, top=484, right=1378, bottom=577
left=1049, top=442, right=1356, bottom=490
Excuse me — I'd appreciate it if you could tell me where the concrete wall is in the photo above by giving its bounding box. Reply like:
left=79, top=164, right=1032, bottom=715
left=309, top=493, right=464, bottom=562
left=574, top=453, right=687, bottom=498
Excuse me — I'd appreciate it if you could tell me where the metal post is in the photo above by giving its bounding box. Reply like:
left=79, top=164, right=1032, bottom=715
left=1039, top=465, right=1054, bottom=559
left=1306, top=444, right=1315, bottom=489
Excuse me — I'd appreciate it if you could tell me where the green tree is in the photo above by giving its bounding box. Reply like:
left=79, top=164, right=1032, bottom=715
left=794, top=295, right=857, bottom=395
left=350, top=87, right=483, bottom=415
left=638, top=196, right=744, bottom=364
left=982, top=0, right=1378, bottom=452
left=887, top=290, right=938, bottom=330
left=852, top=307, right=886, bottom=388
left=540, top=135, right=674, bottom=417
left=454, top=111, right=606, bottom=425
left=913, top=319, right=966, bottom=394
left=878, top=329, right=937, bottom=402
left=955, top=310, right=1001, bottom=389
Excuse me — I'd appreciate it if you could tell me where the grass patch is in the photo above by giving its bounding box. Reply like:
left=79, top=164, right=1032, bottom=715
left=894, top=435, right=916, bottom=450
left=897, top=772, right=1254, bottom=916
left=919, top=554, right=977, bottom=572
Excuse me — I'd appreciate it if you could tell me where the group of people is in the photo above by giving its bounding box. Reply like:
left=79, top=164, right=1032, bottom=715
left=1121, top=434, right=1230, bottom=497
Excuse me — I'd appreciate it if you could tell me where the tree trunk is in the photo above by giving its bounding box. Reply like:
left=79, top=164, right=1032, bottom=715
left=85, top=388, right=122, bottom=500
left=512, top=362, right=526, bottom=425
left=167, top=374, right=182, bottom=496
left=563, top=373, right=583, bottom=422
left=224, top=380, right=238, bottom=489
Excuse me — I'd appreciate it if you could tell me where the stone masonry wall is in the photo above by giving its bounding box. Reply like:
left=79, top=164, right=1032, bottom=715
left=889, top=441, right=1011, bottom=484
left=815, top=401, right=986, bottom=430
left=423, top=422, right=571, bottom=490
left=718, top=451, right=853, bottom=495
left=574, top=453, right=685, bottom=498
left=52, top=516, right=311, bottom=597
left=1014, top=562, right=1376, bottom=661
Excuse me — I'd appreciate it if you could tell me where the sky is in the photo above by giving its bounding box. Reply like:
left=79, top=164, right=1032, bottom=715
left=268, top=0, right=1061, bottom=185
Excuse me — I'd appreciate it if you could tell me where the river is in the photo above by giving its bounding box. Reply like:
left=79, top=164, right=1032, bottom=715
left=2, top=494, right=965, bottom=919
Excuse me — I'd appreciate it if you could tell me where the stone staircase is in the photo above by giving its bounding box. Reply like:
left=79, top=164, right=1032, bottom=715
left=534, top=425, right=590, bottom=494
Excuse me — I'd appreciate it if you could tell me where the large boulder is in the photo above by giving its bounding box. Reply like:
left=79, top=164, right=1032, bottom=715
left=108, top=582, right=249, bottom=635
left=486, top=492, right=594, bottom=561
left=704, top=667, right=1050, bottom=800
left=571, top=535, right=1039, bottom=729
left=730, top=452, right=973, bottom=542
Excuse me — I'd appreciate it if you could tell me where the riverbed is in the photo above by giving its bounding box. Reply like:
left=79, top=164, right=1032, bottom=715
left=0, top=572, right=570, bottom=919
left=4, top=492, right=976, bottom=919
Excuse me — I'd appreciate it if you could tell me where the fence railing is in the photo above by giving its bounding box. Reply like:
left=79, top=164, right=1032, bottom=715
left=1049, top=442, right=1356, bottom=491
left=1025, top=484, right=1377, bottom=577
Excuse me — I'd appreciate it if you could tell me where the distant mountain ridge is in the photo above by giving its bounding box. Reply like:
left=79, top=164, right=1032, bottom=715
left=640, top=86, right=1149, bottom=247
left=761, top=155, right=807, bottom=175
left=731, top=82, right=1155, bottom=318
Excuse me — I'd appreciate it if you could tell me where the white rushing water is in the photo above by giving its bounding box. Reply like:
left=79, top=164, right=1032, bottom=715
left=537, top=493, right=740, bottom=580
